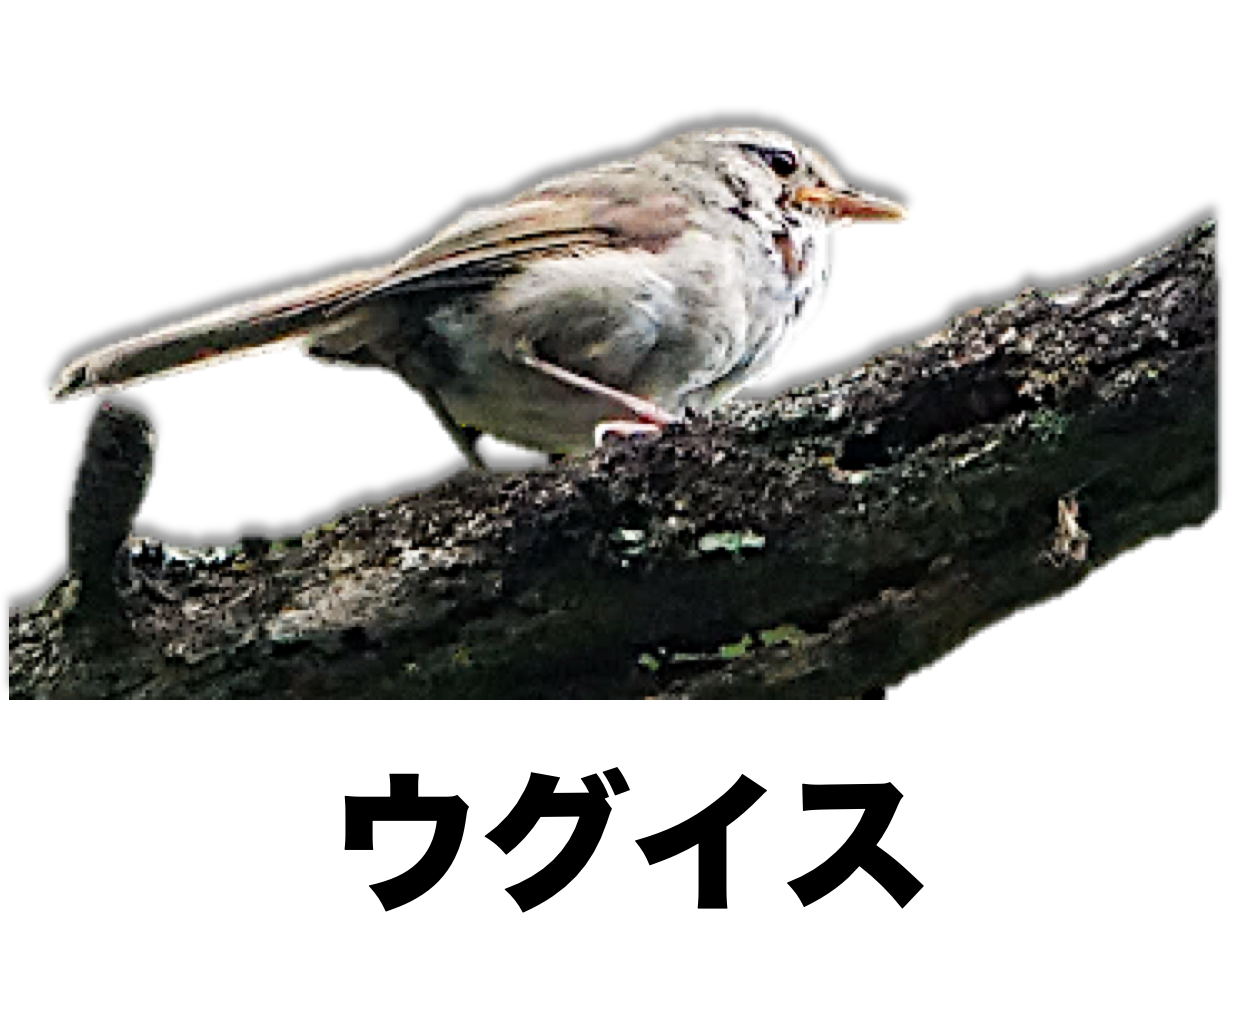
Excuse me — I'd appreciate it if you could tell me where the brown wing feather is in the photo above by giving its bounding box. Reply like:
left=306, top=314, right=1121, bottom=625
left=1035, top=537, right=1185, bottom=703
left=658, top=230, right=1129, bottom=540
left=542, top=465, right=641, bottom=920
left=53, top=175, right=692, bottom=398
left=331, top=187, right=692, bottom=312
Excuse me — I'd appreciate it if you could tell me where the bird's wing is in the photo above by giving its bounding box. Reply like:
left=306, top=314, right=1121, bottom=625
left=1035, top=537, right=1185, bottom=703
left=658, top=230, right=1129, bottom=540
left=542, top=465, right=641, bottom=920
left=53, top=177, right=691, bottom=399
left=331, top=184, right=692, bottom=311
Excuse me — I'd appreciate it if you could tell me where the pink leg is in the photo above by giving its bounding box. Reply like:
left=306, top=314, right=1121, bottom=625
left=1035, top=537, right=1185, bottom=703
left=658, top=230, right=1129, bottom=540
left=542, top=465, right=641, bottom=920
left=517, top=354, right=677, bottom=427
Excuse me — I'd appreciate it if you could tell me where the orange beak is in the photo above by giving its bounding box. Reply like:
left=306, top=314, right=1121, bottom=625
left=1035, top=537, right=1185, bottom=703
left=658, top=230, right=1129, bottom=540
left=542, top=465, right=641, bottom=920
left=794, top=185, right=906, bottom=222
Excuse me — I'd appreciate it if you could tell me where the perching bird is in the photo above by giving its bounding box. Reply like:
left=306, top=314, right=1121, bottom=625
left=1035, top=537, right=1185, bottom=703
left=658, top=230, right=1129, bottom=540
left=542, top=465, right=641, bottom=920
left=53, top=126, right=904, bottom=468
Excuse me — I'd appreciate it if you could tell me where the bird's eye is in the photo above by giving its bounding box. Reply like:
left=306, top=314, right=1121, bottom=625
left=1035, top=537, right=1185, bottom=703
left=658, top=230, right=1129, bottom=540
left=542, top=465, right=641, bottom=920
left=748, top=145, right=799, bottom=178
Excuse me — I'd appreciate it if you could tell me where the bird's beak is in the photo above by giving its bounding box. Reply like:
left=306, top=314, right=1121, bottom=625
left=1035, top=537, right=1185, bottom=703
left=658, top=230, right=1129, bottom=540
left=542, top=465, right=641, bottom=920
left=793, top=185, right=906, bottom=222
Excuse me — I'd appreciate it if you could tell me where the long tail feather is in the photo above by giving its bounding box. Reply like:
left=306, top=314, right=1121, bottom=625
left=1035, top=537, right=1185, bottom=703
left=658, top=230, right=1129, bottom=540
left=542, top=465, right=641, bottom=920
left=53, top=266, right=386, bottom=398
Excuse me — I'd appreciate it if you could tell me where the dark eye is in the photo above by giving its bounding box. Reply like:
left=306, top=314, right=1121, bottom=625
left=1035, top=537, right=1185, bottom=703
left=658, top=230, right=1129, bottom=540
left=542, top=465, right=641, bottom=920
left=748, top=145, right=799, bottom=177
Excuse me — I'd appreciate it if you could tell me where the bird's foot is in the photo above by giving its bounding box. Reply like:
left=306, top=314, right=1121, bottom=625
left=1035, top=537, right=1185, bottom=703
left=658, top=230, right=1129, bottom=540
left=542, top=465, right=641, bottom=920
left=594, top=421, right=664, bottom=448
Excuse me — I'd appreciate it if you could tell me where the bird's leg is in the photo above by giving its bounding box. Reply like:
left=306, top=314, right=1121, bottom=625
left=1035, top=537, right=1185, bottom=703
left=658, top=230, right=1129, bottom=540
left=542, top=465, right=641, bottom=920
left=517, top=354, right=678, bottom=434
left=421, top=387, right=487, bottom=469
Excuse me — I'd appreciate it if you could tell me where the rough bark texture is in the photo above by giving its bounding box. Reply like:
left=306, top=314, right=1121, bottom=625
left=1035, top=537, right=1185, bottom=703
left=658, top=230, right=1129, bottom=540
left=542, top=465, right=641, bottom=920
left=9, top=220, right=1217, bottom=699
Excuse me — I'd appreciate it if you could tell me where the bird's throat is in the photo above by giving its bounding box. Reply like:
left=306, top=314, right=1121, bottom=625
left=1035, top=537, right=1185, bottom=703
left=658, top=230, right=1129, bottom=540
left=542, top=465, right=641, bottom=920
left=773, top=231, right=806, bottom=282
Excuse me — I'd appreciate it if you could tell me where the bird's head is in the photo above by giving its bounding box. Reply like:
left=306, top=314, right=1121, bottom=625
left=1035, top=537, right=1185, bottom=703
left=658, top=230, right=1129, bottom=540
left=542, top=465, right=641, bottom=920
left=656, top=125, right=912, bottom=231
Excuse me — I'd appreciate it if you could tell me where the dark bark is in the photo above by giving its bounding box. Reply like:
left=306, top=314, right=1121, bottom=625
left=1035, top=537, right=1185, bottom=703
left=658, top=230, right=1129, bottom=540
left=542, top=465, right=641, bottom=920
left=9, top=220, right=1217, bottom=699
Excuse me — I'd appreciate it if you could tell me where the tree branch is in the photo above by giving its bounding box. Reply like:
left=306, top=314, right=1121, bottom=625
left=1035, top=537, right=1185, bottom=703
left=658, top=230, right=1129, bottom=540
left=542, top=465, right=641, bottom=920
left=9, top=220, right=1217, bottom=699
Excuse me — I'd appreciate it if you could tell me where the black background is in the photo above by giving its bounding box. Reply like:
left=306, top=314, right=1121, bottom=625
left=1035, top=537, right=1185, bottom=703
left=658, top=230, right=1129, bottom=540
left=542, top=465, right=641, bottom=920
left=12, top=17, right=1222, bottom=696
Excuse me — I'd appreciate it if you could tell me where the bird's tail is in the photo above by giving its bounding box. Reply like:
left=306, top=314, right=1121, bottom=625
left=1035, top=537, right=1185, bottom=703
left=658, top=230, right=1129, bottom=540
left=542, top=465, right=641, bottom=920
left=53, top=266, right=389, bottom=399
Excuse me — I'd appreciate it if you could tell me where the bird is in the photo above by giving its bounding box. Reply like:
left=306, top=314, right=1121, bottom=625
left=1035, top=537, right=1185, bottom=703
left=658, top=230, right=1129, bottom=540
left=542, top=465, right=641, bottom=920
left=53, top=126, right=904, bottom=468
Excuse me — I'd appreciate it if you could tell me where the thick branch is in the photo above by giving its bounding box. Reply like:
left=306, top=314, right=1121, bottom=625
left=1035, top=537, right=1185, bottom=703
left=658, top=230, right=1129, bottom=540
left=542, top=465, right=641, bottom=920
left=9, top=220, right=1217, bottom=698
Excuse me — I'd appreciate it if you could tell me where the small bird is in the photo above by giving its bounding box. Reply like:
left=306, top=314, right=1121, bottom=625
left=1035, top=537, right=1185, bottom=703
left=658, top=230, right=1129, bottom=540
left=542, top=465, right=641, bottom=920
left=54, top=127, right=904, bottom=468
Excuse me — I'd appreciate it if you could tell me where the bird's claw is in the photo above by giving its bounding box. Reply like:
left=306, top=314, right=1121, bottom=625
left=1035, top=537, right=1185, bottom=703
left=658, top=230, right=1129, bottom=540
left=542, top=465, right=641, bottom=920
left=594, top=421, right=665, bottom=448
